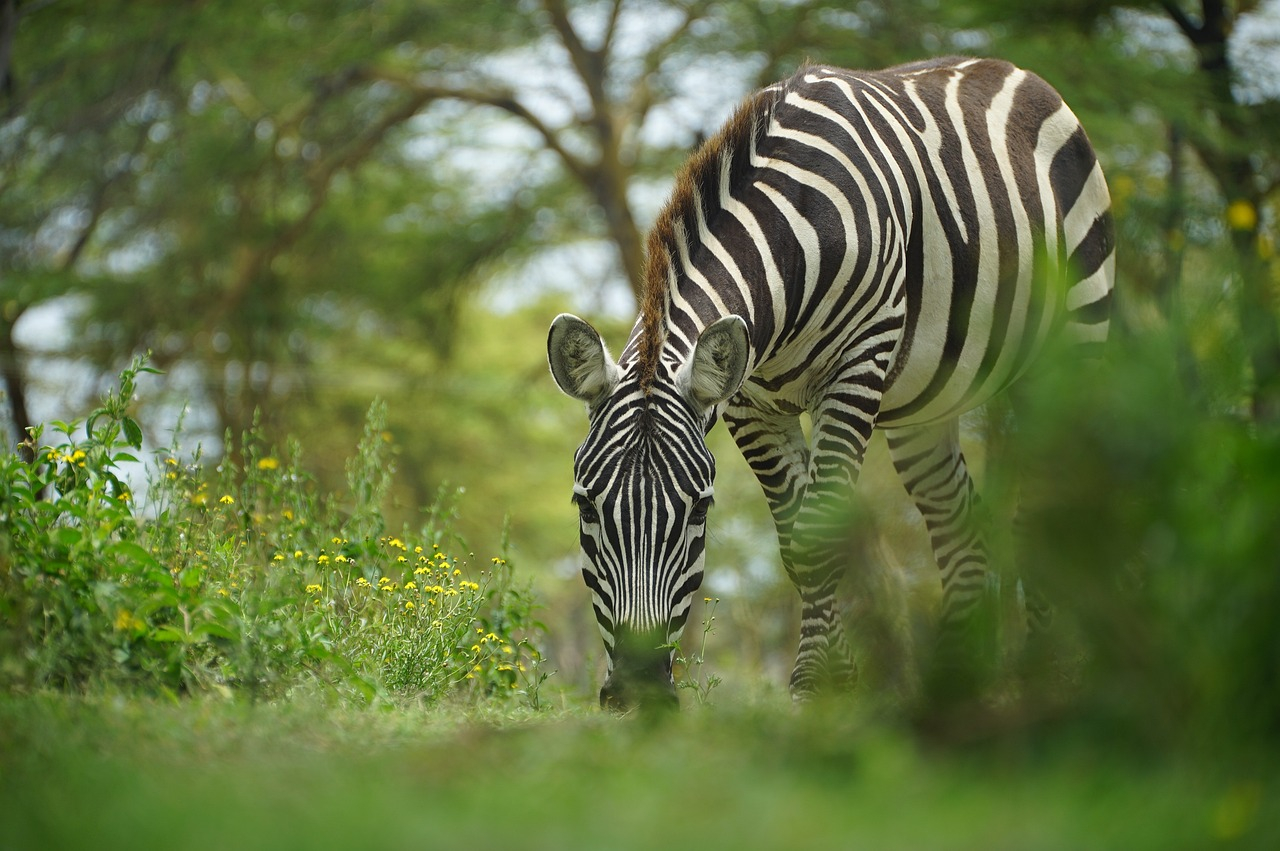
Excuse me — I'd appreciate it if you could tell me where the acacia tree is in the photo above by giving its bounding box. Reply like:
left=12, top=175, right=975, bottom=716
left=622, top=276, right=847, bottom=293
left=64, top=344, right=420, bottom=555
left=0, top=0, right=805, bottom=449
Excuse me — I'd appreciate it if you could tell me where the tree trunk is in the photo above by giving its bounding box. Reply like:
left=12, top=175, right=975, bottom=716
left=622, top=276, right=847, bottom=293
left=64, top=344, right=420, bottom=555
left=0, top=307, right=35, bottom=460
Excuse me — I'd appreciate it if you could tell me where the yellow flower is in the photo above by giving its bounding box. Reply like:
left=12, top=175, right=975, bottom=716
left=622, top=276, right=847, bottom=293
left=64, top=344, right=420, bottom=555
left=1227, top=199, right=1258, bottom=232
left=404, top=601, right=415, bottom=610
left=316, top=554, right=330, bottom=565
left=257, top=457, right=279, bottom=470
left=305, top=584, right=323, bottom=595
left=165, top=457, right=178, bottom=466
left=282, top=509, right=293, bottom=521
left=388, top=538, right=406, bottom=551
left=273, top=553, right=285, bottom=562
left=404, top=582, right=416, bottom=590
left=217, top=588, right=230, bottom=597
left=356, top=577, right=371, bottom=588
left=166, top=471, right=178, bottom=480
left=219, top=494, right=234, bottom=505
left=114, top=609, right=142, bottom=632
left=414, top=546, right=423, bottom=554
left=396, top=556, right=407, bottom=564
left=378, top=576, right=390, bottom=585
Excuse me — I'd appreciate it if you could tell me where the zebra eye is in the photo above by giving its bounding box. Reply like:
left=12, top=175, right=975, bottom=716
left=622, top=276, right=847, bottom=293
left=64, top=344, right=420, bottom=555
left=574, top=494, right=599, bottom=525
left=689, top=496, right=713, bottom=525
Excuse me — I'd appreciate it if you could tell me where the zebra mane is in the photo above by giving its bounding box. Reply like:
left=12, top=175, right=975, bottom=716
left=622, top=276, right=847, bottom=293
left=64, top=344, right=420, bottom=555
left=636, top=79, right=786, bottom=394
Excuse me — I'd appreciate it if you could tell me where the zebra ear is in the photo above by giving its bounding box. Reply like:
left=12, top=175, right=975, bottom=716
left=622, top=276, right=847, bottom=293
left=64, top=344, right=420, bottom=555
left=681, top=316, right=750, bottom=410
left=548, top=313, right=621, bottom=406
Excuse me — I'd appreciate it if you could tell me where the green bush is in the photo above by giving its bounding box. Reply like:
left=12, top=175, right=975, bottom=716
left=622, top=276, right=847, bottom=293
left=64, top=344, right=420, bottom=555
left=1012, top=331, right=1280, bottom=750
left=0, top=356, right=547, bottom=706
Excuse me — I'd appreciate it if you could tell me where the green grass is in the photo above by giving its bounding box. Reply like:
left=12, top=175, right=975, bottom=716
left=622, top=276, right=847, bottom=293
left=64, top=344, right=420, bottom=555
left=2, top=692, right=1277, bottom=851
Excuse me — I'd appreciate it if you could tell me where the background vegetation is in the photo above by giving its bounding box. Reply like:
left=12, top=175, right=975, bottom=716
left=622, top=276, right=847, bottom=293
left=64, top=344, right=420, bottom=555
left=2, top=1, right=1279, bottom=847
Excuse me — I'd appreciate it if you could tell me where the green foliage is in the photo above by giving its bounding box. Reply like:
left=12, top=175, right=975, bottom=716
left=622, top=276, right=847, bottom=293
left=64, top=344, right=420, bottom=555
left=0, top=357, right=545, bottom=706
left=1012, top=330, right=1280, bottom=749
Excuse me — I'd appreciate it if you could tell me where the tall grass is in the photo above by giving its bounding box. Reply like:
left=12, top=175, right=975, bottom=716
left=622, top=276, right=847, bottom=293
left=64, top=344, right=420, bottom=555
left=0, top=356, right=547, bottom=706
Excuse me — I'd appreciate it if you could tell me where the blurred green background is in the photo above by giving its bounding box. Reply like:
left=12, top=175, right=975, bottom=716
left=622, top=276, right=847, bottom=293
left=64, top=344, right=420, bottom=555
left=3, top=5, right=1280, bottom=844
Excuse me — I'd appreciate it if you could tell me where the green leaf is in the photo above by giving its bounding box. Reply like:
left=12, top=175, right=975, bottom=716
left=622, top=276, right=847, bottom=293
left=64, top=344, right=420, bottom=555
left=112, top=452, right=140, bottom=463
left=122, top=417, right=143, bottom=449
left=53, top=527, right=83, bottom=548
left=150, top=626, right=187, bottom=643
left=192, top=621, right=236, bottom=641
left=107, top=541, right=162, bottom=571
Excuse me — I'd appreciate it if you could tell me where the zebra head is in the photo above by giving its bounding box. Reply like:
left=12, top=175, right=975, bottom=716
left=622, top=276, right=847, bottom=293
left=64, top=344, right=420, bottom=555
left=548, top=313, right=750, bottom=711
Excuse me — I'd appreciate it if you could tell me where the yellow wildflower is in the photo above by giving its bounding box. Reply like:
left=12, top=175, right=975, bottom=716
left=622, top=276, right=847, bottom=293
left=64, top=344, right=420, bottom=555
left=305, top=584, right=323, bottom=595
left=273, top=553, right=284, bottom=562
left=165, top=457, right=178, bottom=466
left=356, top=577, right=371, bottom=588
left=1227, top=199, right=1258, bottom=232
left=219, top=494, right=234, bottom=505
left=257, top=457, right=279, bottom=470
left=388, top=538, right=406, bottom=551
left=404, top=582, right=416, bottom=591
left=316, top=554, right=330, bottom=566
left=404, top=601, right=415, bottom=610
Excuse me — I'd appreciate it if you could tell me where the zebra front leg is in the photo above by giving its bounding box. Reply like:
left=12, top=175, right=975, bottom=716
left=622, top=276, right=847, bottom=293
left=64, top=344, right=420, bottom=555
left=786, top=355, right=892, bottom=701
left=723, top=400, right=860, bottom=700
left=886, top=420, right=997, bottom=697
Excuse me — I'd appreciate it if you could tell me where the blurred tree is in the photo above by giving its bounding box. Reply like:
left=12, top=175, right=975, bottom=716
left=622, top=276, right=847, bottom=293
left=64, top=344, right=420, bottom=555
left=965, top=0, right=1280, bottom=421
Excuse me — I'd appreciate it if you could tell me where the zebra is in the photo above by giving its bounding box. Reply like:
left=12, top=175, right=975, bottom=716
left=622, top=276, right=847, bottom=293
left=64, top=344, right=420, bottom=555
left=547, top=57, right=1115, bottom=710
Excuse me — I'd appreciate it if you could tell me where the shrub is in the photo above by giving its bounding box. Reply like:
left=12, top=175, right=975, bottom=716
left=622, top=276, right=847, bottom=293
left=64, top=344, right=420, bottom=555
left=0, top=356, right=546, bottom=706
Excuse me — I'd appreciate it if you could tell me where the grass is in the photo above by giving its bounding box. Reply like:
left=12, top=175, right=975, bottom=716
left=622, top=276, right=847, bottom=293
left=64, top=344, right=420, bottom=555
left=2, top=691, right=1277, bottom=851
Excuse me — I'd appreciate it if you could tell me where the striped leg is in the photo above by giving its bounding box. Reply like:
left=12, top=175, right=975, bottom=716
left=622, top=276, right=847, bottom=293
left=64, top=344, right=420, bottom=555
left=885, top=420, right=995, bottom=686
left=787, top=346, right=893, bottom=699
left=724, top=402, right=859, bottom=699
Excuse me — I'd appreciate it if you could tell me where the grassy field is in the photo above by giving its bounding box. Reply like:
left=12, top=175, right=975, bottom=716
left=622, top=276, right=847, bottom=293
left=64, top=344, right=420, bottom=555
left=3, top=690, right=1277, bottom=851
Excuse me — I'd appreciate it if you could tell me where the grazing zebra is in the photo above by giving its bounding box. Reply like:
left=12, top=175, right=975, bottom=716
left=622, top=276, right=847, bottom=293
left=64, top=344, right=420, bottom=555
left=547, top=57, right=1114, bottom=709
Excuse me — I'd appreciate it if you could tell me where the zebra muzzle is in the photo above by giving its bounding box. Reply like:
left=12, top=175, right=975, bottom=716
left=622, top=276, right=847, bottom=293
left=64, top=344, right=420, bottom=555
left=600, top=628, right=677, bottom=712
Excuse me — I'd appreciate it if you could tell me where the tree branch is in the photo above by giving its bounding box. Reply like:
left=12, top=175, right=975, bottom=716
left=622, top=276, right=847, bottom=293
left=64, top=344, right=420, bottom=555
left=357, top=67, right=597, bottom=187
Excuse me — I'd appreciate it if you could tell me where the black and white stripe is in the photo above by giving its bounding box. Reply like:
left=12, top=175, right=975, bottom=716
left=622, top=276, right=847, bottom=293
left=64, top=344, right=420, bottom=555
left=550, top=57, right=1114, bottom=706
